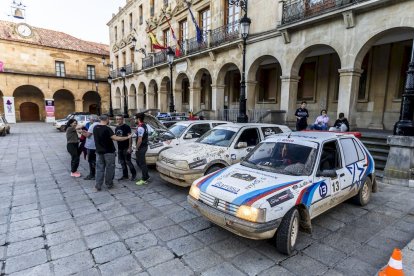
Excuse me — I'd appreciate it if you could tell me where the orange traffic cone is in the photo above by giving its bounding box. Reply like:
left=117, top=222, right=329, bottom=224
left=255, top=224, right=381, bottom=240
left=378, top=248, right=404, bottom=276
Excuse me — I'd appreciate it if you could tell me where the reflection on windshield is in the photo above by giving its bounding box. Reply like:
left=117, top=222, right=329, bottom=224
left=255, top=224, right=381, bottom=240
left=197, top=129, right=237, bottom=147
left=169, top=125, right=187, bottom=138
left=241, top=142, right=317, bottom=176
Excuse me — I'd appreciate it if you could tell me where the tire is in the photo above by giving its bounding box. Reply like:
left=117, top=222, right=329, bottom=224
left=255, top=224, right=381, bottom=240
left=0, top=129, right=6, bottom=136
left=275, top=208, right=300, bottom=255
left=205, top=165, right=223, bottom=175
left=60, top=125, right=66, bottom=132
left=6, top=128, right=10, bottom=134
left=353, top=177, right=372, bottom=206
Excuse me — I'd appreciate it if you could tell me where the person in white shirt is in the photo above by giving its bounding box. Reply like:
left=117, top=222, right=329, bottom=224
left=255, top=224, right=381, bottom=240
left=310, top=109, right=330, bottom=131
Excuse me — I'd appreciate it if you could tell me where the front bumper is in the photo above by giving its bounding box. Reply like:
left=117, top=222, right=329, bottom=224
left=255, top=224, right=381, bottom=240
left=156, top=161, right=203, bottom=187
left=188, top=196, right=280, bottom=240
left=145, top=153, right=158, bottom=165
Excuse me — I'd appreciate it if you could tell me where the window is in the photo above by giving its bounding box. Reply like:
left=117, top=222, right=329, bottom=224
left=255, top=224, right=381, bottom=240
left=122, top=52, right=126, bottom=67
left=187, top=124, right=211, bottom=139
left=150, top=0, right=155, bottom=16
left=182, top=78, right=190, bottom=104
left=298, top=58, right=317, bottom=101
left=319, top=141, right=342, bottom=171
left=139, top=5, right=143, bottom=25
left=179, top=20, right=188, bottom=43
left=257, top=65, right=279, bottom=102
left=340, top=138, right=359, bottom=166
left=87, top=65, right=96, bottom=80
left=261, top=127, right=282, bottom=138
left=212, top=123, right=227, bottom=127
left=129, top=13, right=133, bottom=31
left=236, top=128, right=260, bottom=147
left=225, top=0, right=240, bottom=31
left=121, top=20, right=125, bottom=37
left=114, top=26, right=118, bottom=41
left=130, top=48, right=135, bottom=64
left=200, top=8, right=211, bottom=32
left=114, top=55, right=118, bottom=69
left=230, top=71, right=241, bottom=102
left=55, top=61, right=65, bottom=77
left=163, top=29, right=171, bottom=47
left=164, top=0, right=168, bottom=7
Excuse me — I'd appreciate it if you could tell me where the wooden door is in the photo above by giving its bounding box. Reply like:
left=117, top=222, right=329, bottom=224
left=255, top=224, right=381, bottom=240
left=20, top=102, right=40, bottom=121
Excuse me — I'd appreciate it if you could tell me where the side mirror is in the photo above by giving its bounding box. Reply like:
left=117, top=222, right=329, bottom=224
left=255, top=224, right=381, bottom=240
left=184, top=133, right=193, bottom=139
left=235, top=142, right=247, bottom=149
left=316, top=170, right=337, bottom=178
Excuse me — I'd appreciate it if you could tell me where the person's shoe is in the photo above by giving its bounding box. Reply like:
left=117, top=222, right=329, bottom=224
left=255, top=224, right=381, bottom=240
left=135, top=179, right=147, bottom=186
left=71, top=172, right=81, bottom=178
left=84, top=175, right=93, bottom=180
left=93, top=187, right=101, bottom=192
left=107, top=183, right=114, bottom=189
left=117, top=176, right=128, bottom=181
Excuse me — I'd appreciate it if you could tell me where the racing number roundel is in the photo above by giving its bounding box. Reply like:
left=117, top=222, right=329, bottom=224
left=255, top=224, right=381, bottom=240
left=319, top=182, right=328, bottom=198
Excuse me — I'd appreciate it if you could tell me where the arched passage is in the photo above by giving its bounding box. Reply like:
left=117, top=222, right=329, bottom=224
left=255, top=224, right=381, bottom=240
left=160, top=76, right=171, bottom=112
left=53, top=89, right=75, bottom=119
left=193, top=68, right=212, bottom=111
left=114, top=87, right=121, bottom=111
left=215, top=63, right=241, bottom=121
left=129, top=84, right=137, bottom=112
left=83, top=91, right=101, bottom=114
left=175, top=73, right=191, bottom=112
left=13, top=85, right=45, bottom=121
left=148, top=80, right=158, bottom=110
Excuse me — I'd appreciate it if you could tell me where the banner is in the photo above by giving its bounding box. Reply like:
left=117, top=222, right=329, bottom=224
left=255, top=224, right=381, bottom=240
left=45, top=99, right=55, bottom=123
left=3, top=96, right=16, bottom=123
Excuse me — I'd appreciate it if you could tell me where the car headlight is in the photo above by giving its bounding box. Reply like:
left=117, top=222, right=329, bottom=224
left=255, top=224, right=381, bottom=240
left=236, top=205, right=266, bottom=223
left=189, top=185, right=200, bottom=200
left=175, top=160, right=189, bottom=170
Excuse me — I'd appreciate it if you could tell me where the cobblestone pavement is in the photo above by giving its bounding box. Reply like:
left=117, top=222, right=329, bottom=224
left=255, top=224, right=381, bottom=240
left=0, top=123, right=413, bottom=276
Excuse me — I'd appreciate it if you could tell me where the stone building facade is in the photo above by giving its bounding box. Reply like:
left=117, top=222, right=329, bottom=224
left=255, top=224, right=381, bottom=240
left=0, top=20, right=110, bottom=121
left=108, top=0, right=413, bottom=130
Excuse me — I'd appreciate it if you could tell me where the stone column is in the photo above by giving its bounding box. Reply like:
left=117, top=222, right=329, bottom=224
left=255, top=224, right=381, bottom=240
left=246, top=81, right=258, bottom=113
left=159, top=88, right=168, bottom=112
left=190, top=87, right=201, bottom=112
left=337, top=68, right=362, bottom=130
left=147, top=92, right=155, bottom=109
left=211, top=84, right=225, bottom=120
left=137, top=93, right=144, bottom=112
left=280, top=75, right=300, bottom=127
left=174, top=89, right=182, bottom=112
left=75, top=99, right=83, bottom=112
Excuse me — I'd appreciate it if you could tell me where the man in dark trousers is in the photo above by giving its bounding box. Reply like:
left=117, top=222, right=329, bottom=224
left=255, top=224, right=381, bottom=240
left=135, top=113, right=150, bottom=185
left=295, top=101, right=309, bottom=131
left=93, top=114, right=131, bottom=191
left=115, top=115, right=136, bottom=181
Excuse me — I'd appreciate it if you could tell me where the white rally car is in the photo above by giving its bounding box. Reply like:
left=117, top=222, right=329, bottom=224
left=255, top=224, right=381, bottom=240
left=156, top=123, right=291, bottom=186
left=187, top=132, right=376, bottom=255
left=145, top=120, right=229, bottom=164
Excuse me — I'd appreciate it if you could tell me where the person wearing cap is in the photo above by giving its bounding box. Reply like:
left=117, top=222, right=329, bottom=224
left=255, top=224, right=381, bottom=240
left=93, top=114, right=132, bottom=191
left=134, top=113, right=150, bottom=185
left=81, top=114, right=100, bottom=180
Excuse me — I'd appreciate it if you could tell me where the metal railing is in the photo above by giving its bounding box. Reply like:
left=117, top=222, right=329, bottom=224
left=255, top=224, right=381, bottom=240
left=187, top=36, right=208, bottom=55
left=210, top=21, right=240, bottom=48
left=142, top=57, right=154, bottom=69
left=153, top=51, right=167, bottom=66
left=281, top=0, right=366, bottom=25
left=125, top=63, right=134, bottom=75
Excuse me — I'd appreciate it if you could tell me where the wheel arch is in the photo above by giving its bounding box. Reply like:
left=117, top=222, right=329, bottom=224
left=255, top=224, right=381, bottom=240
left=295, top=204, right=312, bottom=234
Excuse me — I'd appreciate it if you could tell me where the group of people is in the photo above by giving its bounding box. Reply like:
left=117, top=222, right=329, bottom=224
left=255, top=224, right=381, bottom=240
left=295, top=101, right=350, bottom=132
left=65, top=113, right=150, bottom=191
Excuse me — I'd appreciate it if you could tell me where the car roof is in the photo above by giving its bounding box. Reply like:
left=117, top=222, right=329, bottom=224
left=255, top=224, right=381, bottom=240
left=174, top=120, right=229, bottom=126
left=213, top=123, right=287, bottom=131
left=266, top=131, right=358, bottom=143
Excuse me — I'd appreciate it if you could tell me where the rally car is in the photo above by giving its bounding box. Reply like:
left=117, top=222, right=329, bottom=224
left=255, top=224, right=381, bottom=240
left=145, top=120, right=229, bottom=164
left=156, top=123, right=291, bottom=186
left=187, top=132, right=376, bottom=255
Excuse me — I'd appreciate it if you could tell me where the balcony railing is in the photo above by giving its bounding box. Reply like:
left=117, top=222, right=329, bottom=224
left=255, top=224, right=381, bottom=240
left=187, top=36, right=208, bottom=55
left=281, top=0, right=368, bottom=25
left=125, top=63, right=134, bottom=75
left=153, top=51, right=167, bottom=66
left=210, top=21, right=240, bottom=48
left=142, top=57, right=154, bottom=69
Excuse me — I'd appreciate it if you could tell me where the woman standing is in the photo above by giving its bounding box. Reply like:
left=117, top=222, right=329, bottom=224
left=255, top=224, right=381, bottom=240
left=66, top=119, right=81, bottom=177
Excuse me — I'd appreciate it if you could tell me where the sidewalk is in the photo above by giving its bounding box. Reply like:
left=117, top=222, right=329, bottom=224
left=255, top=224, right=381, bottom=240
left=402, top=239, right=414, bottom=275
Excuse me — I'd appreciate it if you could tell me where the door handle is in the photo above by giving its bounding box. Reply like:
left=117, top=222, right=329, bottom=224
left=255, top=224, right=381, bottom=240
left=339, top=173, right=345, bottom=177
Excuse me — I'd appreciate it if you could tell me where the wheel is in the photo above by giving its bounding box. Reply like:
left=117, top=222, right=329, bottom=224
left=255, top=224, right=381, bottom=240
left=205, top=165, right=223, bottom=175
left=6, top=128, right=10, bottom=134
left=353, top=177, right=372, bottom=206
left=60, top=125, right=66, bottom=132
left=275, top=208, right=300, bottom=255
left=0, top=129, right=6, bottom=136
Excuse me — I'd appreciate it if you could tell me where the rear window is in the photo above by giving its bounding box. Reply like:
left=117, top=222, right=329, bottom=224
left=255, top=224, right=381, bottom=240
left=261, top=127, right=282, bottom=138
left=340, top=138, right=359, bottom=165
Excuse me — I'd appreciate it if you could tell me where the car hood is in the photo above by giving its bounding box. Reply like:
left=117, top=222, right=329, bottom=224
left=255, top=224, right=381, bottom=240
left=161, top=142, right=227, bottom=163
left=144, top=114, right=169, bottom=133
left=194, top=163, right=305, bottom=207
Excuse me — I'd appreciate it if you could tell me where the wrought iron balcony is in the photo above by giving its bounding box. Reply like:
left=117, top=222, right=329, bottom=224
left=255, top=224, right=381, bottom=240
left=281, top=0, right=369, bottom=25
left=142, top=56, right=154, bottom=69
left=210, top=21, right=240, bottom=48
left=153, top=51, right=167, bottom=66
left=187, top=36, right=208, bottom=55
left=125, top=63, right=134, bottom=75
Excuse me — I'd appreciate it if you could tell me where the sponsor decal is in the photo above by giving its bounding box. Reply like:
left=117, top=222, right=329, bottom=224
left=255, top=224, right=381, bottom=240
left=196, top=168, right=227, bottom=191
left=231, top=173, right=256, bottom=182
left=245, top=178, right=265, bottom=190
left=189, top=159, right=207, bottom=169
left=211, top=182, right=240, bottom=194
left=319, top=182, right=328, bottom=198
left=150, top=143, right=164, bottom=149
left=231, top=154, right=237, bottom=160
left=267, top=190, right=294, bottom=207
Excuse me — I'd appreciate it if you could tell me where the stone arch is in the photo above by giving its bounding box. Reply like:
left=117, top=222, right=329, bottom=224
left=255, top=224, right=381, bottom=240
left=193, top=68, right=213, bottom=110
left=53, top=89, right=75, bottom=119
left=215, top=63, right=241, bottom=86
left=215, top=63, right=241, bottom=110
left=13, top=85, right=45, bottom=121
left=129, top=84, right=137, bottom=111
left=83, top=91, right=101, bottom=114
left=114, top=87, right=121, bottom=110
left=175, top=72, right=191, bottom=112
left=148, top=79, right=158, bottom=109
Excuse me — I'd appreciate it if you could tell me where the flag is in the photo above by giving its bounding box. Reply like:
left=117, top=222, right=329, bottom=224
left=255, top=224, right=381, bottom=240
left=149, top=32, right=167, bottom=50
left=162, top=10, right=181, bottom=57
left=187, top=3, right=203, bottom=44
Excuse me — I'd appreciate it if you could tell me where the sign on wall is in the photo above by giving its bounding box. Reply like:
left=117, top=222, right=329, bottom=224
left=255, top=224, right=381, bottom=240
left=45, top=99, right=55, bottom=123
left=3, top=96, right=16, bottom=123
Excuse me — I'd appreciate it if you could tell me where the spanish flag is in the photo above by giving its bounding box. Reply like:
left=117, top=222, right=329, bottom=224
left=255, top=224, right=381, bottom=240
left=149, top=32, right=167, bottom=50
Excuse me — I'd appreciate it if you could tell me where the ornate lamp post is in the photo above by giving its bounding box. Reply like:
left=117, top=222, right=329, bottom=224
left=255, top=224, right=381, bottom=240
left=394, top=40, right=414, bottom=136
left=166, top=47, right=175, bottom=113
left=102, top=57, right=114, bottom=118
left=120, top=67, right=128, bottom=118
left=231, top=0, right=251, bottom=123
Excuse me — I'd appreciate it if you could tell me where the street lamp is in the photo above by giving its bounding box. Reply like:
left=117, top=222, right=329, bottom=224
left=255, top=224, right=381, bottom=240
left=166, top=47, right=175, bottom=113
left=394, top=40, right=414, bottom=136
left=120, top=67, right=129, bottom=118
left=95, top=80, right=101, bottom=115
left=107, top=76, right=114, bottom=117
left=232, top=0, right=251, bottom=123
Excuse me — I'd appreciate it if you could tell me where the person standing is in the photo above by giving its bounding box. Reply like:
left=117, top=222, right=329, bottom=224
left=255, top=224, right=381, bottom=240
left=93, top=115, right=131, bottom=191
left=82, top=115, right=99, bottom=180
left=295, top=101, right=309, bottom=131
left=115, top=115, right=136, bottom=181
left=135, top=113, right=150, bottom=185
left=66, top=119, right=81, bottom=177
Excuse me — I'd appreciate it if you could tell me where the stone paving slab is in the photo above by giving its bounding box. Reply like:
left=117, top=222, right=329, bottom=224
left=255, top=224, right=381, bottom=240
left=0, top=123, right=413, bottom=275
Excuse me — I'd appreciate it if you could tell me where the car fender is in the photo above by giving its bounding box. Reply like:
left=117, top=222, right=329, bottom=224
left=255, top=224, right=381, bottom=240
left=296, top=204, right=312, bottom=234
left=203, top=159, right=231, bottom=174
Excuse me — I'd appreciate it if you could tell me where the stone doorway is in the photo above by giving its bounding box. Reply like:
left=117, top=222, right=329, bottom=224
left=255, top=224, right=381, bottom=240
left=20, top=102, right=40, bottom=121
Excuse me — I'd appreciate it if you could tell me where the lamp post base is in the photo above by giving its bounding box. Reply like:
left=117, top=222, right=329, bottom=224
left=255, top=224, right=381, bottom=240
left=237, top=114, right=248, bottom=123
left=394, top=120, right=414, bottom=136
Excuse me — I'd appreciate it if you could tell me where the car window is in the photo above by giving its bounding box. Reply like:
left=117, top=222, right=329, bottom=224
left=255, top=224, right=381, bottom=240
left=198, top=129, right=237, bottom=147
left=187, top=124, right=211, bottom=139
left=74, top=115, right=82, bottom=122
left=319, top=140, right=342, bottom=171
left=261, top=127, right=282, bottom=138
left=339, top=138, right=359, bottom=165
left=212, top=123, right=227, bottom=128
left=353, top=139, right=365, bottom=161
left=236, top=128, right=260, bottom=147
left=169, top=124, right=187, bottom=138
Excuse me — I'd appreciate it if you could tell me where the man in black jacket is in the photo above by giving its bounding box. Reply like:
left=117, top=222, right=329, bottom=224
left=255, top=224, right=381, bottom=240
left=329, top=113, right=350, bottom=132
left=134, top=113, right=150, bottom=185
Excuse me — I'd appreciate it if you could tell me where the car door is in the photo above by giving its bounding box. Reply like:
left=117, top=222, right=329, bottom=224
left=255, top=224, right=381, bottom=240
left=230, top=127, right=261, bottom=164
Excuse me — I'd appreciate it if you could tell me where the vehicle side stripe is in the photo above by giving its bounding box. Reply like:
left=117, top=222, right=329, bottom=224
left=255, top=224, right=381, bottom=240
left=301, top=181, right=323, bottom=208
left=196, top=168, right=226, bottom=192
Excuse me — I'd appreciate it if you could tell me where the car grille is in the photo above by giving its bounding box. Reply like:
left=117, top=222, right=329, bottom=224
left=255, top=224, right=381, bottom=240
left=199, top=192, right=239, bottom=216
left=160, top=156, right=176, bottom=166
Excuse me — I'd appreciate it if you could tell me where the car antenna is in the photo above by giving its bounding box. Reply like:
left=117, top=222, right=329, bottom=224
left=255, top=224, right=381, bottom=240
left=287, top=131, right=292, bottom=139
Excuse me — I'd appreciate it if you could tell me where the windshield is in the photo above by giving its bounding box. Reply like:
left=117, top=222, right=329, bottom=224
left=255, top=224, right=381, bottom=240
left=241, top=142, right=318, bottom=176
left=197, top=128, right=237, bottom=147
left=169, top=124, right=187, bottom=138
